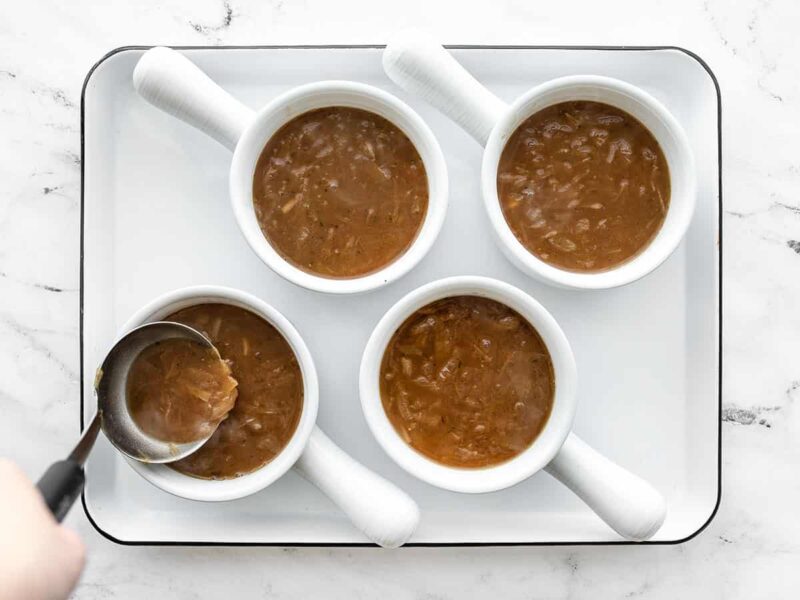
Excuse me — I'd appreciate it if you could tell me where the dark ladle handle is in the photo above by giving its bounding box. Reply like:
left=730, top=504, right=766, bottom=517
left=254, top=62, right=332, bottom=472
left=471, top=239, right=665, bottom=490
left=36, top=412, right=101, bottom=521
left=36, top=460, right=86, bottom=522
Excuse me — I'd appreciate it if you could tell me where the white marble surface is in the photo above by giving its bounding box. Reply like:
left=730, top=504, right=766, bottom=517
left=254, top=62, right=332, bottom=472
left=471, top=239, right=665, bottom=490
left=0, top=0, right=797, bottom=597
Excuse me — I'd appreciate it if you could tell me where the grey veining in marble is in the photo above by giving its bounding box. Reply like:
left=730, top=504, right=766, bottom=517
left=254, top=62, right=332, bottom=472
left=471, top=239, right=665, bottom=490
left=0, top=0, right=798, bottom=597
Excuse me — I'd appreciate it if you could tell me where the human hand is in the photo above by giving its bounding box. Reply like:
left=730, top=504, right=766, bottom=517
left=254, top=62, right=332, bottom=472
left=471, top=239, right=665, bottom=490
left=0, top=459, right=86, bottom=600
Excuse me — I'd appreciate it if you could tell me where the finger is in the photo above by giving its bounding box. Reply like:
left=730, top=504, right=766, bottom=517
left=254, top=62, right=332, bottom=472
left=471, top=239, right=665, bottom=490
left=39, top=526, right=88, bottom=599
left=0, top=457, right=27, bottom=486
left=58, top=526, right=87, bottom=574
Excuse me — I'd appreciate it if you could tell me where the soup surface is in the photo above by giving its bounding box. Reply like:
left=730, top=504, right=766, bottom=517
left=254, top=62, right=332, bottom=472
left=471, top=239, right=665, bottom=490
left=253, top=107, right=428, bottom=278
left=497, top=100, right=670, bottom=272
left=165, top=304, right=304, bottom=479
left=127, top=338, right=238, bottom=444
left=380, top=296, right=554, bottom=468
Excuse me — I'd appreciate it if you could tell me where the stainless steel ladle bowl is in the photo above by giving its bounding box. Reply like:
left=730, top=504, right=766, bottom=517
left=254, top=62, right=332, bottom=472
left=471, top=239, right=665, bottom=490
left=36, top=321, right=220, bottom=521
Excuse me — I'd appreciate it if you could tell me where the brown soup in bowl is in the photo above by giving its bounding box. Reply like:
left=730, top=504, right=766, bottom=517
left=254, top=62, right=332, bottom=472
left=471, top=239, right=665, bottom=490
left=379, top=296, right=554, bottom=468
left=163, top=304, right=304, bottom=480
left=497, top=100, right=670, bottom=272
left=253, top=107, right=428, bottom=279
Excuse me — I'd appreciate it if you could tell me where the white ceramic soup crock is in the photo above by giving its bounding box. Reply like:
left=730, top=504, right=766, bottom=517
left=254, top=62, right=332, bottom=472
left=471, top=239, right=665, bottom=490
left=360, top=276, right=666, bottom=541
left=383, top=31, right=696, bottom=290
left=132, top=47, right=448, bottom=295
left=118, top=285, right=419, bottom=547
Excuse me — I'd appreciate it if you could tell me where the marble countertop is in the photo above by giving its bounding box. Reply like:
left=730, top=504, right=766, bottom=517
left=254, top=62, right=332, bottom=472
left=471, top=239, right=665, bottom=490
left=1, top=0, right=797, bottom=597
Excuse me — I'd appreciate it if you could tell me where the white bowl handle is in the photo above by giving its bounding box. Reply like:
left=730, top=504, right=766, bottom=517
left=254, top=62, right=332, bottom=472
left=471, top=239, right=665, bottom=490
left=293, top=426, right=420, bottom=548
left=383, top=30, right=507, bottom=146
left=133, top=47, right=255, bottom=151
left=544, top=433, right=667, bottom=541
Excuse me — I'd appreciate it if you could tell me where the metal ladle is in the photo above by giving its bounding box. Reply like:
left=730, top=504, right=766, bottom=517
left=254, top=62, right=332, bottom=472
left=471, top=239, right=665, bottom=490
left=36, top=322, right=221, bottom=521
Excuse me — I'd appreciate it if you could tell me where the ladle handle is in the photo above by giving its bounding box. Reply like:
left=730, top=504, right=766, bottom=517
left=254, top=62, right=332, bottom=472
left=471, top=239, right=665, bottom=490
left=294, top=427, right=420, bottom=548
left=544, top=433, right=667, bottom=541
left=133, top=46, right=255, bottom=151
left=382, top=30, right=507, bottom=146
left=36, top=460, right=85, bottom=522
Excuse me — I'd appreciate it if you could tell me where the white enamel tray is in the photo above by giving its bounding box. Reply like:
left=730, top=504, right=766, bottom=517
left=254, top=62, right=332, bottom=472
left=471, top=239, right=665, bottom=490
left=81, top=45, right=720, bottom=546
